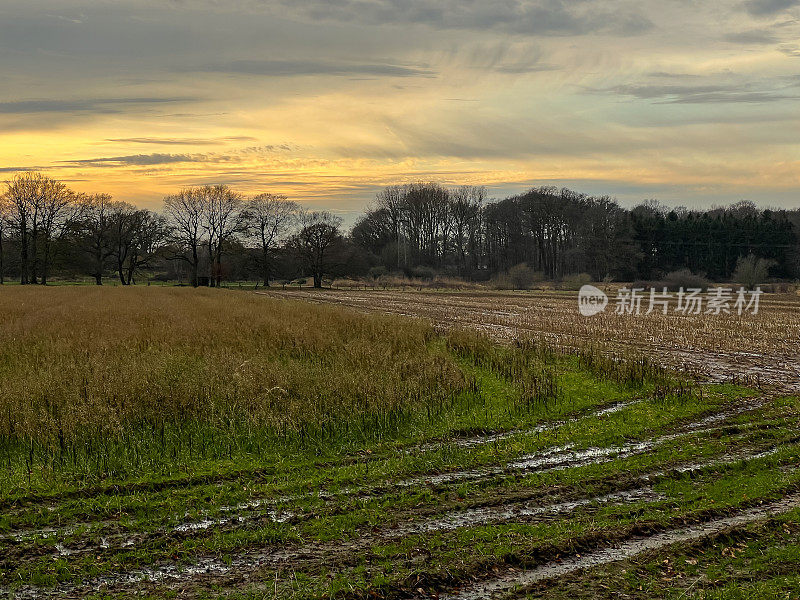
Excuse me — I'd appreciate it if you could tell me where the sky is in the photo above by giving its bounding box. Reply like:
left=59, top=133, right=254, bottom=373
left=1, top=0, right=799, bottom=218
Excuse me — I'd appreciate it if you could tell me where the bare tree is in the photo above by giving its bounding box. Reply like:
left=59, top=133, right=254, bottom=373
left=386, top=182, right=451, bottom=267
left=78, top=194, right=117, bottom=285
left=109, top=204, right=170, bottom=285
left=5, top=172, right=40, bottom=284
left=374, top=185, right=406, bottom=268
left=449, top=186, right=485, bottom=274
left=110, top=201, right=138, bottom=285
left=290, top=211, right=343, bottom=288
left=39, top=184, right=79, bottom=285
left=164, top=189, right=204, bottom=287
left=125, top=210, right=171, bottom=285
left=0, top=194, right=9, bottom=284
left=200, top=185, right=243, bottom=287
left=242, top=193, right=299, bottom=286
left=3, top=172, right=76, bottom=284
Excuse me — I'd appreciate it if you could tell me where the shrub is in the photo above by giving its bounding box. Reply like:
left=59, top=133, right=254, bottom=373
left=368, top=266, right=388, bottom=280
left=732, top=254, right=775, bottom=288
left=489, top=273, right=514, bottom=290
left=507, top=263, right=542, bottom=290
left=759, top=282, right=798, bottom=293
left=662, top=269, right=710, bottom=292
left=561, top=273, right=592, bottom=290
left=409, top=265, right=437, bottom=280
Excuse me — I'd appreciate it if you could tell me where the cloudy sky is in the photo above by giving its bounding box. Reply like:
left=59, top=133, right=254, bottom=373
left=2, top=0, right=799, bottom=215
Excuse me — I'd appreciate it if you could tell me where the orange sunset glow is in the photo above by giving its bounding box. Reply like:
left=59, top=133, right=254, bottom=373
left=3, top=0, right=800, bottom=216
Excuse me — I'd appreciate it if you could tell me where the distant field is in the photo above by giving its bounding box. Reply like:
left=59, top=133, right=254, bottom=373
left=259, top=288, right=800, bottom=394
left=1, top=287, right=799, bottom=599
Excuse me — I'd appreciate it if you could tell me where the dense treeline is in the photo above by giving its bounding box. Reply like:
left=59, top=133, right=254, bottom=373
left=1, top=173, right=798, bottom=286
left=355, top=184, right=799, bottom=282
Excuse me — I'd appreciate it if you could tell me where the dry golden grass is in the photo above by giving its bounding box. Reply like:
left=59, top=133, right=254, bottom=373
left=0, top=286, right=467, bottom=444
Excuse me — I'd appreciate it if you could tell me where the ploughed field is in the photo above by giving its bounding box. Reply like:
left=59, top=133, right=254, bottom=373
left=1, top=287, right=800, bottom=599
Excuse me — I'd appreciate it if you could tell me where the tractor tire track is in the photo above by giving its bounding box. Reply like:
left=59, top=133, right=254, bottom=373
left=6, top=432, right=793, bottom=599
left=440, top=492, right=800, bottom=600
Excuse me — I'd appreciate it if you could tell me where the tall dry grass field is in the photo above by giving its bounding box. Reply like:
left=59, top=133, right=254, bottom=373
left=0, top=287, right=468, bottom=485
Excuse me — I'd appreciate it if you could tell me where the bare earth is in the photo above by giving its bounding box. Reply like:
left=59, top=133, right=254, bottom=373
left=257, top=288, right=800, bottom=393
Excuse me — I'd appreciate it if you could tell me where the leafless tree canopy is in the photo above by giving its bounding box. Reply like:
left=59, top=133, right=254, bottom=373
left=1, top=174, right=170, bottom=286
left=241, top=193, right=299, bottom=286
left=1, top=173, right=798, bottom=286
left=163, top=188, right=205, bottom=287
left=4, top=172, right=74, bottom=284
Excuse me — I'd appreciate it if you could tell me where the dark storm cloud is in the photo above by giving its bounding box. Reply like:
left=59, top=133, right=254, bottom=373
left=0, top=97, right=197, bottom=115
left=180, top=59, right=435, bottom=78
left=742, top=0, right=800, bottom=15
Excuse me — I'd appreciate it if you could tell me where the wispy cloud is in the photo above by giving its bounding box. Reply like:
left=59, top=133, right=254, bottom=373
left=45, top=13, right=85, bottom=24
left=723, top=28, right=779, bottom=43
left=492, top=63, right=560, bottom=74
left=179, top=59, right=436, bottom=78
left=2, top=0, right=800, bottom=210
left=590, top=80, right=800, bottom=104
left=105, top=136, right=258, bottom=146
left=0, top=166, right=45, bottom=173
left=0, top=97, right=197, bottom=115
left=60, top=145, right=294, bottom=168
left=262, top=0, right=654, bottom=36
left=62, top=153, right=206, bottom=167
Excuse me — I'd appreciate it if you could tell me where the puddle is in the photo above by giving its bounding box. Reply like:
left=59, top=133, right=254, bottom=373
left=646, top=446, right=782, bottom=478
left=5, top=527, right=74, bottom=543
left=387, top=488, right=660, bottom=538
left=400, top=397, right=773, bottom=490
left=48, top=488, right=654, bottom=596
left=173, top=508, right=293, bottom=533
left=416, top=400, right=642, bottom=453
left=3, top=497, right=294, bottom=545
left=400, top=426, right=705, bottom=489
